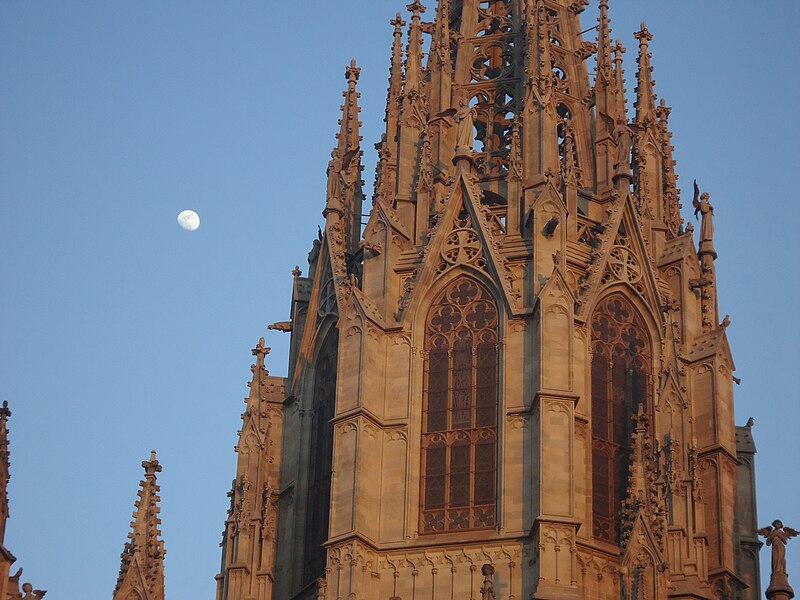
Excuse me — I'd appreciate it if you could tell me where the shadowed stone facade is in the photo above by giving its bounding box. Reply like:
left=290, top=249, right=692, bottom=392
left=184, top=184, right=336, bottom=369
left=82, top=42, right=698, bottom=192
left=215, top=1, right=764, bottom=599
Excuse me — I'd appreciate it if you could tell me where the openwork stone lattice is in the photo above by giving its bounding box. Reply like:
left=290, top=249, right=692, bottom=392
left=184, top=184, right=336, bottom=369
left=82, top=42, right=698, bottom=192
left=438, top=213, right=488, bottom=274
left=590, top=294, right=652, bottom=544
left=421, top=278, right=499, bottom=534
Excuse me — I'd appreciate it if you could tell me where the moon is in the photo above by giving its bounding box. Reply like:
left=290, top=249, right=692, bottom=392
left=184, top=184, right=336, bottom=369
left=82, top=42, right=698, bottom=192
left=177, top=210, right=200, bottom=231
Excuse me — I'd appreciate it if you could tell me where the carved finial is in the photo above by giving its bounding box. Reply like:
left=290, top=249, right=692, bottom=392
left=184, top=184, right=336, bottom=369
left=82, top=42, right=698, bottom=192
left=346, top=59, right=360, bottom=87
left=480, top=564, right=495, bottom=600
left=391, top=11, right=406, bottom=32
left=252, top=337, right=270, bottom=358
left=406, top=0, right=426, bottom=16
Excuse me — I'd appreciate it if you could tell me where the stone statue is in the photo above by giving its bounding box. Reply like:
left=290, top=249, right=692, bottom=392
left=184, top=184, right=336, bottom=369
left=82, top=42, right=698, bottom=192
left=455, top=99, right=476, bottom=151
left=692, top=180, right=714, bottom=243
left=758, top=520, right=798, bottom=578
left=326, top=149, right=345, bottom=209
left=613, top=120, right=633, bottom=175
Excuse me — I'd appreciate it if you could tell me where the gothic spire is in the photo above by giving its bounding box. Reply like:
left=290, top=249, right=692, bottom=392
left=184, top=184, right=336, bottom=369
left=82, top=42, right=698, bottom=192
left=385, top=13, right=406, bottom=146
left=428, top=0, right=452, bottom=113
left=0, top=401, right=10, bottom=545
left=612, top=40, right=628, bottom=121
left=634, top=23, right=657, bottom=126
left=657, top=99, right=682, bottom=236
left=326, top=59, right=365, bottom=256
left=596, top=0, right=613, bottom=84
left=594, top=1, right=629, bottom=188
left=374, top=13, right=406, bottom=208
left=404, top=1, right=426, bottom=94
left=113, top=451, right=166, bottom=600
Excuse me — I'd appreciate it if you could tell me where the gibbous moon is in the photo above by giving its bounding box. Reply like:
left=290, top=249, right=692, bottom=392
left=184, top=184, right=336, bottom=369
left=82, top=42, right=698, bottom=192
left=177, top=210, right=200, bottom=231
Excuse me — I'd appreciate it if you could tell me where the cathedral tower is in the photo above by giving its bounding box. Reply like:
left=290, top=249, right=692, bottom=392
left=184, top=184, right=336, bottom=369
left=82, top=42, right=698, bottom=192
left=217, top=2, right=760, bottom=599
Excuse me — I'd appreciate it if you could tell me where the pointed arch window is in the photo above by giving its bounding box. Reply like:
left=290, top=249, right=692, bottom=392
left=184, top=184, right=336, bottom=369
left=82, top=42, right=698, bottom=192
left=304, top=328, right=338, bottom=583
left=421, top=278, right=499, bottom=534
left=590, top=294, right=652, bottom=544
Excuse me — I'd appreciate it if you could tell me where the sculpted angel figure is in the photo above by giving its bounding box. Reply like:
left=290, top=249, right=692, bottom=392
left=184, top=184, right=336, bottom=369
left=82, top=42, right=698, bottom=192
left=598, top=112, right=634, bottom=176
left=612, top=120, right=633, bottom=175
left=455, top=98, right=477, bottom=151
left=326, top=148, right=344, bottom=206
left=692, top=180, right=714, bottom=243
left=758, top=520, right=799, bottom=577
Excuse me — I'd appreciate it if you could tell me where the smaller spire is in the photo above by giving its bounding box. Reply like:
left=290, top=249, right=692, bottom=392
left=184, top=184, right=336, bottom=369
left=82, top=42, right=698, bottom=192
left=657, top=99, right=682, bottom=236
left=114, top=452, right=166, bottom=600
left=338, top=59, right=363, bottom=156
left=0, top=401, right=10, bottom=544
left=633, top=23, right=657, bottom=125
left=327, top=59, right=365, bottom=256
left=596, top=0, right=613, bottom=83
left=430, top=0, right=451, bottom=69
left=612, top=40, right=628, bottom=121
left=385, top=13, right=407, bottom=134
left=428, top=0, right=452, bottom=113
left=404, top=1, right=426, bottom=93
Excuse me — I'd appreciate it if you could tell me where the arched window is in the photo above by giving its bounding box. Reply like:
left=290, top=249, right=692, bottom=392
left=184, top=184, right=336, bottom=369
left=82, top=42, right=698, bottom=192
left=420, top=278, right=499, bottom=534
left=304, top=329, right=338, bottom=583
left=590, top=294, right=652, bottom=544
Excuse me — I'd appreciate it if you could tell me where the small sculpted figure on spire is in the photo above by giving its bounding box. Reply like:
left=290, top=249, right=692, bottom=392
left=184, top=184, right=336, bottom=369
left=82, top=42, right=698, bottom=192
left=455, top=98, right=476, bottom=155
left=692, top=180, right=715, bottom=249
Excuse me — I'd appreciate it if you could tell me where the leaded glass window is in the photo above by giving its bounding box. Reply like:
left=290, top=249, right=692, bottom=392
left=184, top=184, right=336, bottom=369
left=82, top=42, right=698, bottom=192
left=590, top=294, right=652, bottom=544
left=420, top=278, right=499, bottom=534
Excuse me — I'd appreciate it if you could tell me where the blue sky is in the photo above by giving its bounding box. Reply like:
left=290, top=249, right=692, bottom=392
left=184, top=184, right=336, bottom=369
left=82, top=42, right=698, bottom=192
left=1, top=1, right=798, bottom=598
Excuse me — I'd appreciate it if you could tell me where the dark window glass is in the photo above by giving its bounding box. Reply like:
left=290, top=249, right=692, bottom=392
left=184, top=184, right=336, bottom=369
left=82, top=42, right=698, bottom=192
left=421, top=278, right=499, bottom=534
left=590, top=295, right=651, bottom=544
left=303, top=329, right=338, bottom=583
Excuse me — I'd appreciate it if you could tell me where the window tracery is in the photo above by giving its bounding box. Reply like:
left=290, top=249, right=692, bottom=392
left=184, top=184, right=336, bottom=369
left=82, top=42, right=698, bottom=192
left=590, top=294, right=652, bottom=544
left=421, top=278, right=499, bottom=534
